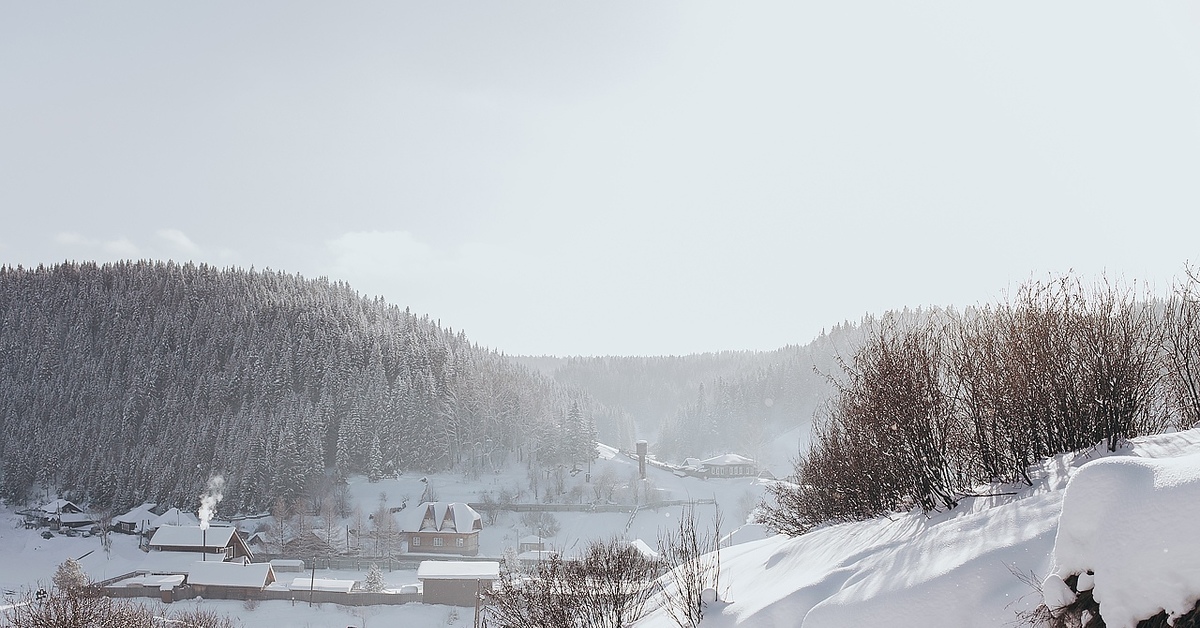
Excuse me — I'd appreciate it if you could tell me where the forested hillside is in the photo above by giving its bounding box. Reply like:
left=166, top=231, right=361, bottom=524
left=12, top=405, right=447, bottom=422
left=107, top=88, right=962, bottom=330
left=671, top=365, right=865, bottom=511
left=0, top=261, right=604, bottom=513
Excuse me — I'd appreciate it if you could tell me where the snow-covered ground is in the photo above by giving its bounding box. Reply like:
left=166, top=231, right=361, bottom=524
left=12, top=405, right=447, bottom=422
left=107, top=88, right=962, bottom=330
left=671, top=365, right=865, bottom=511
left=11, top=429, right=1198, bottom=626
left=0, top=441, right=767, bottom=626
left=635, top=427, right=1200, bottom=627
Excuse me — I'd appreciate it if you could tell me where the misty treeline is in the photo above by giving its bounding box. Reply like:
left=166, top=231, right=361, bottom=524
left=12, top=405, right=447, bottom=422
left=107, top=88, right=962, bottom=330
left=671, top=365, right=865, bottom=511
left=0, top=261, right=605, bottom=513
left=759, top=272, right=1200, bottom=535
left=527, top=339, right=851, bottom=464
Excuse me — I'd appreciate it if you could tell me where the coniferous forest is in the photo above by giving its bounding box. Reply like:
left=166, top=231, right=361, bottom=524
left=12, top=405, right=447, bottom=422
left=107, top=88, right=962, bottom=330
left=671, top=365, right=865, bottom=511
left=0, top=261, right=606, bottom=513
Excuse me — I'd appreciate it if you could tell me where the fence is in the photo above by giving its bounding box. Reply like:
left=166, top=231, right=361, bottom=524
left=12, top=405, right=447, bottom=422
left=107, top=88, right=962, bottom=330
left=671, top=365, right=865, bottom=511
left=103, top=584, right=420, bottom=606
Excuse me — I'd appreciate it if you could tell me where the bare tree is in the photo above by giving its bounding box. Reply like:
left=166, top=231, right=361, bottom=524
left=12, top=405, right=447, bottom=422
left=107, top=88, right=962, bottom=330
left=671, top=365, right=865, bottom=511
left=271, top=496, right=291, bottom=555
left=1163, top=265, right=1200, bottom=428
left=658, top=504, right=723, bottom=628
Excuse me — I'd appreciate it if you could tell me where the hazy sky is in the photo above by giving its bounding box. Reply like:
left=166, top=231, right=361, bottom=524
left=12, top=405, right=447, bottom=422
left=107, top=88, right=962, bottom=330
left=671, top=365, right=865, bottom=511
left=3, top=2, right=1199, bottom=356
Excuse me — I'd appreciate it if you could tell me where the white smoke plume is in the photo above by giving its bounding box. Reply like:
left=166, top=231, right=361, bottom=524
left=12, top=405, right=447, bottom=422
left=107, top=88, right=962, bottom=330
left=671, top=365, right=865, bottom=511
left=198, top=475, right=225, bottom=530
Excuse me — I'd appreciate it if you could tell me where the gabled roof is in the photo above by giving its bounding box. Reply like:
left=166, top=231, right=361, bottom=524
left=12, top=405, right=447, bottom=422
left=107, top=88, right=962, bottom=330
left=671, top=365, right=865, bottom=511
left=411, top=502, right=482, bottom=534
left=417, top=560, right=500, bottom=580
left=700, top=453, right=757, bottom=467
left=38, top=499, right=83, bottom=515
left=141, top=551, right=213, bottom=575
left=150, top=525, right=237, bottom=549
left=150, top=507, right=200, bottom=529
left=629, top=538, right=659, bottom=560
left=115, top=503, right=158, bottom=525
left=187, top=561, right=274, bottom=589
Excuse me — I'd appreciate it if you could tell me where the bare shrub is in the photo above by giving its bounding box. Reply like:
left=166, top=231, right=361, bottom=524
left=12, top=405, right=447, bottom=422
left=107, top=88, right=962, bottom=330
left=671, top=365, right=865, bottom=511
left=657, top=504, right=723, bottom=628
left=486, top=536, right=660, bottom=628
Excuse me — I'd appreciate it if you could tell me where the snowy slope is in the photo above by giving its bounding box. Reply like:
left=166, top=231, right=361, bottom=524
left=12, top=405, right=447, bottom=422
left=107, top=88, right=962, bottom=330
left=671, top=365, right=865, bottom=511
left=636, top=428, right=1200, bottom=628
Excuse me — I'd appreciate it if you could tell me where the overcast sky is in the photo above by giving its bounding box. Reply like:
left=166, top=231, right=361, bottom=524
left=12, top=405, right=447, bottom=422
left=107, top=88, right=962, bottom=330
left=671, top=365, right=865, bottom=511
left=3, top=2, right=1199, bottom=356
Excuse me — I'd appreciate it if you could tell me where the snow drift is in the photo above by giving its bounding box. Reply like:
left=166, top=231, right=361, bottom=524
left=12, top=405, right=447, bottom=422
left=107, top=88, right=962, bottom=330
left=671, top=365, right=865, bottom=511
left=636, top=428, right=1200, bottom=628
left=1047, top=451, right=1200, bottom=627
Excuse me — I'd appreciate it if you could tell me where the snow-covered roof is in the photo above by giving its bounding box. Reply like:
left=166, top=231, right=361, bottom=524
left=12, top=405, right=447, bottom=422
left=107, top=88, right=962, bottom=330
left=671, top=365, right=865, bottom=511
left=150, top=507, right=199, bottom=529
left=38, top=499, right=83, bottom=514
left=417, top=560, right=500, bottom=580
left=411, top=502, right=482, bottom=534
left=700, top=453, right=757, bottom=467
left=113, top=574, right=186, bottom=588
left=516, top=550, right=559, bottom=563
left=149, top=524, right=236, bottom=549
left=59, top=513, right=97, bottom=525
left=629, top=538, right=659, bottom=560
left=115, top=503, right=157, bottom=525
left=187, top=561, right=274, bottom=589
left=519, top=535, right=544, bottom=545
left=141, top=551, right=215, bottom=575
left=288, top=577, right=356, bottom=593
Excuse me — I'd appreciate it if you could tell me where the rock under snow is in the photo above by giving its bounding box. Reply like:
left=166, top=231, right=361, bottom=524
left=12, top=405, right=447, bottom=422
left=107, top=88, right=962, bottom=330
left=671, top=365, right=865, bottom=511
left=1051, top=452, right=1200, bottom=628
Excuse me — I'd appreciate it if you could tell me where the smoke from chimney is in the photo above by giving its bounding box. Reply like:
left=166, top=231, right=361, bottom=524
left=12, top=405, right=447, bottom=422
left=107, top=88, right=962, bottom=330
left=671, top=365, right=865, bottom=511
left=198, top=475, right=225, bottom=530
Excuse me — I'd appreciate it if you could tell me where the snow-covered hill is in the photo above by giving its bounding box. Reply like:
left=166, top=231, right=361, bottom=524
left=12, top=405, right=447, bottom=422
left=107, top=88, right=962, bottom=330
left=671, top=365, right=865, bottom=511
left=636, top=428, right=1200, bottom=627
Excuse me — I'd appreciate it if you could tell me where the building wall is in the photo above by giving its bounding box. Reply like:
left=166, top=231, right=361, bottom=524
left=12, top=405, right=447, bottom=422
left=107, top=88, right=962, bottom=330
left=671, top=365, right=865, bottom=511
left=422, top=578, right=493, bottom=606
left=408, top=532, right=479, bottom=556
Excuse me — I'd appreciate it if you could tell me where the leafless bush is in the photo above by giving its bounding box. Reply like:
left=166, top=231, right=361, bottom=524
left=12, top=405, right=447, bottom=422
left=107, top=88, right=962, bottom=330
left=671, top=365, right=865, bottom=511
left=1163, top=265, right=1200, bottom=429
left=657, top=504, right=723, bottom=628
left=761, top=275, right=1169, bottom=535
left=485, top=536, right=660, bottom=628
left=0, top=587, right=240, bottom=628
left=519, top=511, right=560, bottom=537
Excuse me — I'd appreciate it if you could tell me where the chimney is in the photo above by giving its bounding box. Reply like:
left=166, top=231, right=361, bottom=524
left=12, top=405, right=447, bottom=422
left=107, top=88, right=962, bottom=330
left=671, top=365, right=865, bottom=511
left=636, top=440, right=647, bottom=479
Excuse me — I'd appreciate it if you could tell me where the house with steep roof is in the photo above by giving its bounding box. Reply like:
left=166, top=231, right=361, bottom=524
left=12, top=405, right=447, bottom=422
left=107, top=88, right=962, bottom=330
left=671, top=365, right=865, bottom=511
left=406, top=502, right=483, bottom=556
left=148, top=525, right=254, bottom=562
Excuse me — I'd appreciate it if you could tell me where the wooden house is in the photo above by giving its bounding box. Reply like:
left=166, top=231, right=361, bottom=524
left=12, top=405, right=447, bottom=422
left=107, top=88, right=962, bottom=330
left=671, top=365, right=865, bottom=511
left=406, top=502, right=482, bottom=556
left=148, top=525, right=254, bottom=562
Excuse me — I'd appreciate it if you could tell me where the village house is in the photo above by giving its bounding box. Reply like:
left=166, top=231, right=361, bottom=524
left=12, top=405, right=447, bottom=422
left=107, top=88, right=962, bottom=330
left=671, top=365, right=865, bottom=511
left=114, top=502, right=158, bottom=534
left=185, top=560, right=276, bottom=599
left=23, top=499, right=96, bottom=530
left=406, top=502, right=483, bottom=556
left=147, top=507, right=200, bottom=532
left=417, top=560, right=499, bottom=606
left=698, top=453, right=759, bottom=478
left=148, top=525, right=254, bottom=562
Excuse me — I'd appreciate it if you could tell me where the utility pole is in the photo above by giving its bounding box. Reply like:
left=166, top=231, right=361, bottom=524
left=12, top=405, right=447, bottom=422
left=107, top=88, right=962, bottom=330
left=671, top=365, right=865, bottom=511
left=309, top=556, right=316, bottom=607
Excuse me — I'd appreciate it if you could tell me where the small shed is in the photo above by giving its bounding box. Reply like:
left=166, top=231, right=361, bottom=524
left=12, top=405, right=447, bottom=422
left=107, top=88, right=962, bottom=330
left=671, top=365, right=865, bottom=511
left=288, top=577, right=357, bottom=593
left=269, top=559, right=306, bottom=573
left=518, top=535, right=545, bottom=553
left=417, top=560, right=499, bottom=607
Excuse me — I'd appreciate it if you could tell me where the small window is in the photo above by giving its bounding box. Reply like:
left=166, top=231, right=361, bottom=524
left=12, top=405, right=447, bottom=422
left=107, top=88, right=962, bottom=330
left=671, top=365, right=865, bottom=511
left=412, top=536, right=421, bottom=547
left=455, top=537, right=465, bottom=547
left=433, top=537, right=444, bottom=547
